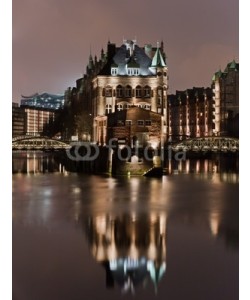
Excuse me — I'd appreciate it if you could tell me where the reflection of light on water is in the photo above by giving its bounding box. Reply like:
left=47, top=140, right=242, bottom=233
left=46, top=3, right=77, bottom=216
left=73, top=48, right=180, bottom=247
left=74, top=200, right=81, bottom=221
left=86, top=210, right=168, bottom=293
left=96, top=215, right=107, bottom=235
left=160, top=212, right=167, bottom=235
left=209, top=212, right=220, bottom=236
left=168, top=160, right=172, bottom=174
left=196, top=160, right=200, bottom=173
left=178, top=160, right=183, bottom=172
left=72, top=187, right=81, bottom=194
left=150, top=213, right=157, bottom=224
left=107, top=177, right=116, bottom=190
left=185, top=159, right=190, bottom=173
left=130, top=177, right=140, bottom=202
left=131, top=212, right=136, bottom=222
left=204, top=159, right=208, bottom=173
left=212, top=172, right=239, bottom=184
left=43, top=189, right=52, bottom=196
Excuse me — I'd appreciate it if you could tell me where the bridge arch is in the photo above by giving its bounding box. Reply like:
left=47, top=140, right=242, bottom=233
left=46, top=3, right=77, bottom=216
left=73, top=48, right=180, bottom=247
left=171, top=137, right=239, bottom=153
left=12, top=137, right=71, bottom=150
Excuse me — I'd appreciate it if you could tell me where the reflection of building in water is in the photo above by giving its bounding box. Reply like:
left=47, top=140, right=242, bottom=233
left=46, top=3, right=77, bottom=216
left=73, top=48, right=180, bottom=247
left=85, top=212, right=167, bottom=294
left=166, top=158, right=239, bottom=183
left=12, top=152, right=67, bottom=174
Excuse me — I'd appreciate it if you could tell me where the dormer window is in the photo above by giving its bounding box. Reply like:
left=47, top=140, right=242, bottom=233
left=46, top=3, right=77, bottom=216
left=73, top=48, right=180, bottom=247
left=127, top=68, right=140, bottom=76
left=111, top=68, right=118, bottom=76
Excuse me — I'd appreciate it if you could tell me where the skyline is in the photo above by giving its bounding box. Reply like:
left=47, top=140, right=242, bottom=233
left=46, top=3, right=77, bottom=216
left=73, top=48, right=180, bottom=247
left=13, top=0, right=239, bottom=102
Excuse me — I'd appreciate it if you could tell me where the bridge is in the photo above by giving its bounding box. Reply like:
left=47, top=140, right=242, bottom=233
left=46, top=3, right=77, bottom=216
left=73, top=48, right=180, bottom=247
left=12, top=136, right=71, bottom=151
left=170, top=137, right=239, bottom=153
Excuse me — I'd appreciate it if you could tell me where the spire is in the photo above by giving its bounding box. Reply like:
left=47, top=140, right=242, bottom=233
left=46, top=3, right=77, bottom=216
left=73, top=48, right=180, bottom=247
left=151, top=45, right=166, bottom=67
left=88, top=53, right=94, bottom=70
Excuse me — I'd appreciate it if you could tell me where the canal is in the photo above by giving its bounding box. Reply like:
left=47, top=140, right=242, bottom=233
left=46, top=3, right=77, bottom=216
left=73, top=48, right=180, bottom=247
left=12, top=151, right=239, bottom=300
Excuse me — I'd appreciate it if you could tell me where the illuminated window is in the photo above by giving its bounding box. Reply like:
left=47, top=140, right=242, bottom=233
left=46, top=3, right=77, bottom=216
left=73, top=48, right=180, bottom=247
left=105, top=87, right=112, bottom=97
left=135, top=86, right=142, bottom=98
left=145, top=120, right=151, bottom=126
left=124, top=103, right=131, bottom=109
left=105, top=104, right=112, bottom=114
left=116, top=85, right=123, bottom=98
left=144, top=86, right=151, bottom=98
left=117, top=104, right=123, bottom=111
left=111, top=68, right=118, bottom=75
left=125, top=85, right=132, bottom=98
left=127, top=68, right=140, bottom=76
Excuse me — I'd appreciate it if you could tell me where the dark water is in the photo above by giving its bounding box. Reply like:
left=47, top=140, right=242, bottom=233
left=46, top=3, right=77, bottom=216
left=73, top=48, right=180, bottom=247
left=12, top=152, right=239, bottom=300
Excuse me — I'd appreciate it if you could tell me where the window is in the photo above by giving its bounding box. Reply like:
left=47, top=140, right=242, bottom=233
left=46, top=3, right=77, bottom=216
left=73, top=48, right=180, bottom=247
left=137, top=120, right=144, bottom=126
left=116, top=85, right=123, bottom=98
left=127, top=68, right=140, bottom=76
left=105, top=87, right=112, bottom=97
left=125, top=85, right=132, bottom=98
left=144, top=86, right=151, bottom=98
left=135, top=86, right=142, bottom=98
left=105, top=104, right=112, bottom=114
left=126, top=120, right=132, bottom=126
left=111, top=68, right=118, bottom=75
left=145, top=120, right=151, bottom=126
left=124, top=104, right=130, bottom=109
left=117, top=104, right=123, bottom=111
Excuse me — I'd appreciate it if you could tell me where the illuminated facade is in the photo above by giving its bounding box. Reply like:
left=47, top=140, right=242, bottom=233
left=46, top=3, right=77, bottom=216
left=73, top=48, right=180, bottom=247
left=168, top=87, right=213, bottom=141
left=66, top=39, right=168, bottom=143
left=212, top=60, right=239, bottom=137
left=20, top=92, right=65, bottom=110
left=24, top=107, right=55, bottom=136
left=104, top=106, right=164, bottom=148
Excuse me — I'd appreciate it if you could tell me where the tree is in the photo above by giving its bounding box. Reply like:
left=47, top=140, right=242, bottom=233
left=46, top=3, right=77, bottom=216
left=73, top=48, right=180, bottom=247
left=75, top=112, right=93, bottom=141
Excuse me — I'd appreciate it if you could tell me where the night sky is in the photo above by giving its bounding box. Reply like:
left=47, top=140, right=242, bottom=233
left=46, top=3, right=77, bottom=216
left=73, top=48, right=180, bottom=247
left=12, top=0, right=239, bottom=102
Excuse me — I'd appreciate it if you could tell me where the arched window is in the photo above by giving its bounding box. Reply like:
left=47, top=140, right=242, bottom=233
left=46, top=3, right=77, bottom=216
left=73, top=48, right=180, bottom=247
left=144, top=86, right=151, bottom=98
left=116, top=85, right=123, bottom=98
left=105, top=86, right=112, bottom=97
left=125, top=85, right=132, bottom=98
left=105, top=104, right=112, bottom=114
left=117, top=104, right=123, bottom=111
left=135, top=85, right=142, bottom=98
left=124, top=103, right=131, bottom=109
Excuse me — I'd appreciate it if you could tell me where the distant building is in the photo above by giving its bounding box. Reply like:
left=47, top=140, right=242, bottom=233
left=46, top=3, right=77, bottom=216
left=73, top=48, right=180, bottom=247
left=212, top=60, right=239, bottom=137
left=20, top=92, right=64, bottom=110
left=168, top=87, right=213, bottom=141
left=66, top=39, right=168, bottom=143
left=23, top=106, right=56, bottom=136
left=12, top=102, right=26, bottom=137
left=12, top=103, right=56, bottom=137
